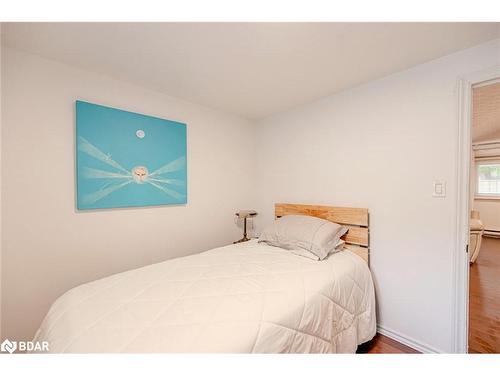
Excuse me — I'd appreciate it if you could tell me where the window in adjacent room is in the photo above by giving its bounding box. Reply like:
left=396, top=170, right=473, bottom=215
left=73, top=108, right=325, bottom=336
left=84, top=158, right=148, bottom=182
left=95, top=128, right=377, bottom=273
left=476, top=162, right=500, bottom=197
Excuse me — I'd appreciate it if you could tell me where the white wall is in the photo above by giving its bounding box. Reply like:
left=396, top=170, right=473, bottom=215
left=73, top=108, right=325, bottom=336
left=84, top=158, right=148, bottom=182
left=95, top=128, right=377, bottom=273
left=0, top=24, right=3, bottom=340
left=254, top=39, right=500, bottom=353
left=1, top=47, right=256, bottom=341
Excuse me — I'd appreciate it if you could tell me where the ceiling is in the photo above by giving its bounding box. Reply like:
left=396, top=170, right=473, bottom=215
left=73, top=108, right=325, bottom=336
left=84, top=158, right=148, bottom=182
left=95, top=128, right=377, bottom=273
left=3, top=22, right=500, bottom=120
left=473, top=81, right=500, bottom=143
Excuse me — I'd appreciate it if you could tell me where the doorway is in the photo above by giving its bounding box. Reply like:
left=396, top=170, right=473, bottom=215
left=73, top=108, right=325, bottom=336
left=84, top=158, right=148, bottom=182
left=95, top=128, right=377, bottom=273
left=468, top=80, right=500, bottom=353
left=455, top=67, right=500, bottom=354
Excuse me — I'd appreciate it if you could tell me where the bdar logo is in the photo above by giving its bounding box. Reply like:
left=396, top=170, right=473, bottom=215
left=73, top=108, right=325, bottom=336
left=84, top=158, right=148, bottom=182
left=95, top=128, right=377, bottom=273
left=1, top=339, right=17, bottom=354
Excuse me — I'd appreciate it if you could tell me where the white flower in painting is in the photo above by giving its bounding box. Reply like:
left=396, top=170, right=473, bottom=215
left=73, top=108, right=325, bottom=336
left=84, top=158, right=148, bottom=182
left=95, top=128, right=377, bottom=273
left=132, top=166, right=148, bottom=184
left=79, top=136, right=185, bottom=205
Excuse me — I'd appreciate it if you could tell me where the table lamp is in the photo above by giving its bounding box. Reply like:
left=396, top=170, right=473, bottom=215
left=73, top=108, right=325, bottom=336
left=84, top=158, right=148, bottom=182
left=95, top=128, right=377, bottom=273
left=234, top=210, right=257, bottom=243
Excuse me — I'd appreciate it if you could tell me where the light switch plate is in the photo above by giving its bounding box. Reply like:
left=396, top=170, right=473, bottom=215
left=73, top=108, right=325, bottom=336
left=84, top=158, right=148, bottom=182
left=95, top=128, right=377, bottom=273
left=433, top=181, right=446, bottom=198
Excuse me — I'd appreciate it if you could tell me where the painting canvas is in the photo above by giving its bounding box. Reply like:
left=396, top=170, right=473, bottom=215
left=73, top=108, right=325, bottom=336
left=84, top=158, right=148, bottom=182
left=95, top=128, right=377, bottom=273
left=76, top=101, right=187, bottom=210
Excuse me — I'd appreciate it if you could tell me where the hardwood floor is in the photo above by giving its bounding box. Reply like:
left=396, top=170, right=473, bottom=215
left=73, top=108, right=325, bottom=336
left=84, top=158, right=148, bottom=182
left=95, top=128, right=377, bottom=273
left=469, top=236, right=500, bottom=353
left=357, top=334, right=419, bottom=354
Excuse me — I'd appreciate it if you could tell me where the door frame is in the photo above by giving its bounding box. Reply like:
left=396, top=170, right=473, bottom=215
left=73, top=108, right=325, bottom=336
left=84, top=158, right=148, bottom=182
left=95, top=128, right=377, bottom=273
left=454, top=65, right=500, bottom=353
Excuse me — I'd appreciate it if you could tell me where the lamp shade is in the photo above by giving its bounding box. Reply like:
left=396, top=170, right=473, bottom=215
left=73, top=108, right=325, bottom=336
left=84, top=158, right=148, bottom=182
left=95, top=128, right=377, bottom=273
left=236, top=210, right=257, bottom=219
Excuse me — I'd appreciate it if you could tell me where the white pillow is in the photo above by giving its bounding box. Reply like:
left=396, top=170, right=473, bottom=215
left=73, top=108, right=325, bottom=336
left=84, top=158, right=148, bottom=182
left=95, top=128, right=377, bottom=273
left=288, top=239, right=345, bottom=261
left=258, top=215, right=348, bottom=260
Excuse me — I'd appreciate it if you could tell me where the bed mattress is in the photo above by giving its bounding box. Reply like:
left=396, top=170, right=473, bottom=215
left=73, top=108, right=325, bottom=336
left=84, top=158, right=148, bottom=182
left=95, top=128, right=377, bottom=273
left=34, top=240, right=376, bottom=353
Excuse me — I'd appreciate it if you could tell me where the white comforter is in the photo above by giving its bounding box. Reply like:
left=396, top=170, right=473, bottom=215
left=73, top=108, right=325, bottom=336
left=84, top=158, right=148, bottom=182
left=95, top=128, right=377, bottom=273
left=34, top=240, right=376, bottom=353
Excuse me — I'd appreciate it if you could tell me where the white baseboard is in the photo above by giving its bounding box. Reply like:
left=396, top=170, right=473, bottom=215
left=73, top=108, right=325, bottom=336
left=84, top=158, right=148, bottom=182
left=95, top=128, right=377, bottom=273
left=483, top=230, right=500, bottom=238
left=377, top=325, right=443, bottom=354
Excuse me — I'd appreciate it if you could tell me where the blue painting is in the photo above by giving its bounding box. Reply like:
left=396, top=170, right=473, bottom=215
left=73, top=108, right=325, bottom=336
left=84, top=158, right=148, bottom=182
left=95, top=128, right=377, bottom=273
left=76, top=101, right=187, bottom=210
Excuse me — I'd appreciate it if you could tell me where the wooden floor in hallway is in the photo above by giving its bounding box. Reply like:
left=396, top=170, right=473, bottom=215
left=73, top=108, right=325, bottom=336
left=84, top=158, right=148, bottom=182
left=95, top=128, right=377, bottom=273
left=469, top=236, right=500, bottom=353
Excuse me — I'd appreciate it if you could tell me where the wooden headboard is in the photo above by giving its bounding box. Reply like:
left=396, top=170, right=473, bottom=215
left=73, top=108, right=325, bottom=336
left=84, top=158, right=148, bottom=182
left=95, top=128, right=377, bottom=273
left=275, top=203, right=370, bottom=264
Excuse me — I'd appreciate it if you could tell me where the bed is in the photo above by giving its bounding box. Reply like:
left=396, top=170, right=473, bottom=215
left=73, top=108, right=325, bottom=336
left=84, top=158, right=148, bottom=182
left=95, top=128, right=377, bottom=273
left=34, top=203, right=376, bottom=353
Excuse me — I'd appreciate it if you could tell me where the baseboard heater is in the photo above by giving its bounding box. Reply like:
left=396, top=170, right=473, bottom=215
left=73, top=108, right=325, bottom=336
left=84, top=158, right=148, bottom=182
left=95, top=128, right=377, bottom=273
left=484, top=229, right=500, bottom=238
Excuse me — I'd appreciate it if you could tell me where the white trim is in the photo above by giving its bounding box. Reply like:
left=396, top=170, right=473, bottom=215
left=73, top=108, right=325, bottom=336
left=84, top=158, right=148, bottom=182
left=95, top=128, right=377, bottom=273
left=475, top=158, right=500, bottom=163
left=454, top=65, right=500, bottom=354
left=472, top=140, right=500, bottom=148
left=484, top=230, right=500, bottom=238
left=475, top=195, right=500, bottom=200
left=454, top=77, right=471, bottom=354
left=377, top=325, right=442, bottom=354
